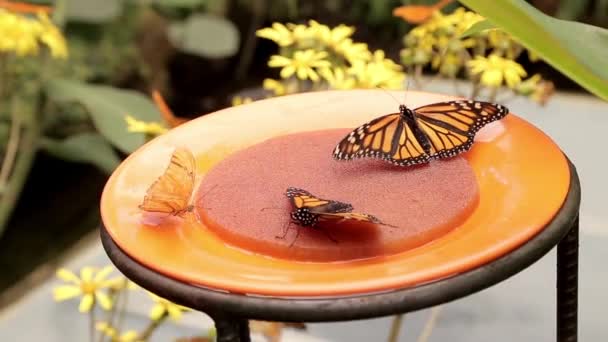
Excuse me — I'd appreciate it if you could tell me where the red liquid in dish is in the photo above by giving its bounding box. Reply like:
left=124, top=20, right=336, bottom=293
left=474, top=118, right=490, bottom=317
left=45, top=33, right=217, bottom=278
left=197, top=129, right=479, bottom=262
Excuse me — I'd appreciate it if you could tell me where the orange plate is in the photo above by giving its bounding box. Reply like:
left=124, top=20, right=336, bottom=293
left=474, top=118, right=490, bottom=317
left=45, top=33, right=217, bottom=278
left=100, top=90, right=570, bottom=297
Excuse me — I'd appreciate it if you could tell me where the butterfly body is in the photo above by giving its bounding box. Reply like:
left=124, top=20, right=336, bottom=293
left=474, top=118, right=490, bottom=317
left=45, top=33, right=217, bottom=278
left=285, top=187, right=391, bottom=228
left=397, top=104, right=433, bottom=154
left=290, top=208, right=319, bottom=227
left=334, top=100, right=509, bottom=167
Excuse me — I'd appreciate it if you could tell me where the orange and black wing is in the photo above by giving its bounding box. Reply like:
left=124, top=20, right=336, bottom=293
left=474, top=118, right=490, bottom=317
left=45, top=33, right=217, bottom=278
left=317, top=212, right=396, bottom=227
left=139, top=147, right=196, bottom=215
left=414, top=100, right=508, bottom=159
left=286, top=187, right=353, bottom=213
left=332, top=113, right=430, bottom=166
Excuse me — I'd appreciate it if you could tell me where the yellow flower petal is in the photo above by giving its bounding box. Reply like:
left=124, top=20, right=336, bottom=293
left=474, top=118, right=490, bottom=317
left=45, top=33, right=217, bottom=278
left=94, top=266, right=114, bottom=283
left=53, top=285, right=82, bottom=301
left=80, top=267, right=94, bottom=282
left=307, top=68, right=320, bottom=82
left=166, top=306, right=183, bottom=321
left=480, top=69, right=503, bottom=87
left=296, top=66, right=307, bottom=80
left=504, top=69, right=523, bottom=88
left=95, top=292, right=113, bottom=311
left=121, top=331, right=140, bottom=342
left=79, top=294, right=95, bottom=313
left=56, top=268, right=80, bottom=285
left=280, top=65, right=295, bottom=79
left=149, top=305, right=166, bottom=321
left=100, top=277, right=128, bottom=289
left=268, top=55, right=291, bottom=67
left=95, top=321, right=110, bottom=332
left=263, top=78, right=286, bottom=96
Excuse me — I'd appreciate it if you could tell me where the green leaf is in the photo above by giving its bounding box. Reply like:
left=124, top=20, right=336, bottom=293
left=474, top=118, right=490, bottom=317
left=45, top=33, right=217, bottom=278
left=41, top=133, right=121, bottom=174
left=168, top=14, right=240, bottom=58
left=460, top=19, right=497, bottom=38
left=459, top=0, right=608, bottom=101
left=65, top=0, right=122, bottom=23
left=44, top=79, right=162, bottom=153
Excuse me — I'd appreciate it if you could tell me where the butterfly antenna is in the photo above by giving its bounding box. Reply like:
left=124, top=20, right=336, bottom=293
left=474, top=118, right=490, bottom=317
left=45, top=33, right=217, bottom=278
left=260, top=207, right=283, bottom=212
left=375, top=85, right=402, bottom=105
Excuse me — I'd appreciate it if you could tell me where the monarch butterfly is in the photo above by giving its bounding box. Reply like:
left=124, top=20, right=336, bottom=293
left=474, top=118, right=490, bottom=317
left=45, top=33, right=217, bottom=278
left=280, top=187, right=394, bottom=246
left=333, top=100, right=509, bottom=166
left=139, top=147, right=196, bottom=216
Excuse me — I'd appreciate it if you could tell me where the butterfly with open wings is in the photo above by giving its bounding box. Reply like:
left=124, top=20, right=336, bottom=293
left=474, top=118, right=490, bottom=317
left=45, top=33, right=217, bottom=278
left=333, top=100, right=509, bottom=166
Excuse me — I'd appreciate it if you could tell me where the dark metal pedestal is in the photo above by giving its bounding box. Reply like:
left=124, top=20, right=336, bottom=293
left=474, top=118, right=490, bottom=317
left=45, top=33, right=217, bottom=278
left=101, top=162, right=580, bottom=342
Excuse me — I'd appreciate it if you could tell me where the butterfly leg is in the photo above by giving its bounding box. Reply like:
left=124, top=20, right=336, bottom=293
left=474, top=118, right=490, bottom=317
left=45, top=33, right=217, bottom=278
left=275, top=220, right=294, bottom=240
left=288, top=226, right=301, bottom=248
left=261, top=207, right=283, bottom=212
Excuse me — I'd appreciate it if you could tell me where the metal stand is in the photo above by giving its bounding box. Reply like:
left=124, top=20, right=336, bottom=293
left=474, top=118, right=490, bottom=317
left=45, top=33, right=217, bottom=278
left=212, top=314, right=251, bottom=342
left=101, top=161, right=581, bottom=342
left=557, top=216, right=579, bottom=342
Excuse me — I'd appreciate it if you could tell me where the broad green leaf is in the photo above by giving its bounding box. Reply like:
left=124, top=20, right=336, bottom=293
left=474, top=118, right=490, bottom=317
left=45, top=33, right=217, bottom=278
left=44, top=79, right=162, bottom=153
left=460, top=19, right=497, bottom=38
left=65, top=0, right=121, bottom=23
left=459, top=0, right=608, bottom=101
left=41, top=133, right=121, bottom=174
left=168, top=14, right=240, bottom=58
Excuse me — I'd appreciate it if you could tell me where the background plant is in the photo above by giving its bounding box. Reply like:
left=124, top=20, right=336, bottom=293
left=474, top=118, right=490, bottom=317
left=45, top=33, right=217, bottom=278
left=256, top=20, right=406, bottom=97
left=399, top=5, right=554, bottom=104
left=52, top=264, right=306, bottom=342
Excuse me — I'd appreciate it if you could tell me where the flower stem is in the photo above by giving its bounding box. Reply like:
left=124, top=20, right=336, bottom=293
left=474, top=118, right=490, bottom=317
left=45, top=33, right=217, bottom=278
left=470, top=82, right=481, bottom=99
left=98, top=288, right=121, bottom=342
left=0, top=95, right=40, bottom=236
left=488, top=86, right=498, bottom=102
left=0, top=54, right=5, bottom=101
left=138, top=314, right=166, bottom=341
left=115, top=281, right=130, bottom=330
left=387, top=314, right=404, bottom=342
left=0, top=97, right=22, bottom=190
left=90, top=307, right=96, bottom=342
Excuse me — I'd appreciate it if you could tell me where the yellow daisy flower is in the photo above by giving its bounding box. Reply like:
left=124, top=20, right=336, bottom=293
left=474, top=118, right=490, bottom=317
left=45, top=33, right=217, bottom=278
left=96, top=322, right=141, bottom=342
left=268, top=49, right=330, bottom=82
left=0, top=8, right=67, bottom=58
left=309, top=20, right=354, bottom=48
left=231, top=96, right=253, bottom=106
left=124, top=114, right=168, bottom=136
left=37, top=11, right=68, bottom=58
left=334, top=38, right=371, bottom=64
left=53, top=266, right=120, bottom=312
left=467, top=54, right=527, bottom=88
left=319, top=67, right=356, bottom=90
left=263, top=78, right=286, bottom=96
left=371, top=50, right=402, bottom=72
left=287, top=22, right=315, bottom=43
left=147, top=292, right=190, bottom=322
left=349, top=59, right=406, bottom=90
left=255, top=22, right=293, bottom=47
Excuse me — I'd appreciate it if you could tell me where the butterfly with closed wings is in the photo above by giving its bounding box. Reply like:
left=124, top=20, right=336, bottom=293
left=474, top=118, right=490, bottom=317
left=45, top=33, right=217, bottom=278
left=333, top=100, right=509, bottom=166
left=139, top=147, right=196, bottom=216
left=281, top=187, right=394, bottom=247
